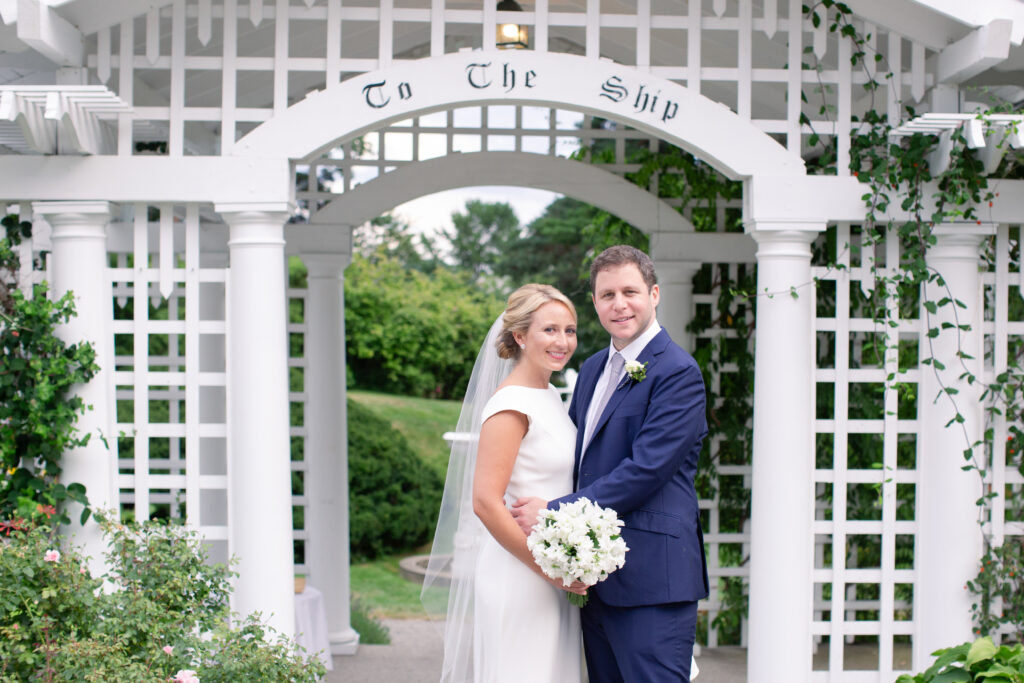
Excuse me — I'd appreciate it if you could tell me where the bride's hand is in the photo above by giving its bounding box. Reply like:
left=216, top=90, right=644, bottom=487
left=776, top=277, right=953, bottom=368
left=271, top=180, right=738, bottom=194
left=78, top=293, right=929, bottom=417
left=544, top=575, right=588, bottom=596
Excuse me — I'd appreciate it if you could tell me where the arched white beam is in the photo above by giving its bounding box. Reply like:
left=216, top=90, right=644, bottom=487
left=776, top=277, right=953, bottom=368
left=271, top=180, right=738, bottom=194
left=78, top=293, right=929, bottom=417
left=312, top=152, right=691, bottom=235
left=234, top=51, right=804, bottom=181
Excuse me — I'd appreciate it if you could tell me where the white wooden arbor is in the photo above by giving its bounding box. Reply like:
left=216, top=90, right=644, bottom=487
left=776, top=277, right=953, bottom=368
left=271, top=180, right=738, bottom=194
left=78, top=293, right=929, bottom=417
left=2, top=1, right=1024, bottom=680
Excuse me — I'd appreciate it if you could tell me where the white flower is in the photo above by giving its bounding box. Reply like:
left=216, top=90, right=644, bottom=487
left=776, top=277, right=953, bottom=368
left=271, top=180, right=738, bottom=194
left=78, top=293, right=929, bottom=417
left=623, top=360, right=648, bottom=382
left=526, top=497, right=629, bottom=606
left=174, top=670, right=200, bottom=683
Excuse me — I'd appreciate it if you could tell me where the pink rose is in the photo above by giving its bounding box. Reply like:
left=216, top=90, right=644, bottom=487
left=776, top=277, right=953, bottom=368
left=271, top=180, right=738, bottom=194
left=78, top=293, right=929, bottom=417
left=173, top=670, right=199, bottom=683
left=163, top=645, right=174, bottom=655
left=43, top=550, right=60, bottom=562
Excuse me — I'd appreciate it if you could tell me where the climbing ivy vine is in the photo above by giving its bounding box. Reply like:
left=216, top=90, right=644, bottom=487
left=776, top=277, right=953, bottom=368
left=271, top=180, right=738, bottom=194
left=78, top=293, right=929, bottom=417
left=803, top=0, right=1024, bottom=639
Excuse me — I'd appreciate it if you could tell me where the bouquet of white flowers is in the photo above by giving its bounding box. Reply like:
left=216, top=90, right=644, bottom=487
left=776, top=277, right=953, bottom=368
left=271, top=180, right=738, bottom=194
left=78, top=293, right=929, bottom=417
left=526, top=497, right=629, bottom=607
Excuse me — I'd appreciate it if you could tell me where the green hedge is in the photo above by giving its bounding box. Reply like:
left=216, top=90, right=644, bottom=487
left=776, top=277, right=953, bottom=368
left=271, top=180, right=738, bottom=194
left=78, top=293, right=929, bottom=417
left=348, top=399, right=443, bottom=560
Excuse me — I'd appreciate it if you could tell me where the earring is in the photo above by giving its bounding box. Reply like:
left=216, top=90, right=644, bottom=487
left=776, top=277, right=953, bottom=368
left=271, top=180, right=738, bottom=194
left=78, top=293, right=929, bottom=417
left=519, top=343, right=526, bottom=349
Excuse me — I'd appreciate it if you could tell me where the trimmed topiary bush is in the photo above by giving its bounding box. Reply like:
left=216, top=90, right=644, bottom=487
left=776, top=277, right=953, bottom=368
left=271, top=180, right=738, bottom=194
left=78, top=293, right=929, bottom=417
left=348, top=399, right=442, bottom=560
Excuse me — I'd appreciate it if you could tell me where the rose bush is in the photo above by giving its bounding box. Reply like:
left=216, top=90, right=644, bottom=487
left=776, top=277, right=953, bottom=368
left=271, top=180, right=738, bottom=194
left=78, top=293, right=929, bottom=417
left=0, top=516, right=325, bottom=682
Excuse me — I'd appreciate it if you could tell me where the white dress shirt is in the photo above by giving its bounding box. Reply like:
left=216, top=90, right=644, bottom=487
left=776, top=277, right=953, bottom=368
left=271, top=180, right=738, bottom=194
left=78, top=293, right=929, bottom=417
left=582, top=319, right=662, bottom=452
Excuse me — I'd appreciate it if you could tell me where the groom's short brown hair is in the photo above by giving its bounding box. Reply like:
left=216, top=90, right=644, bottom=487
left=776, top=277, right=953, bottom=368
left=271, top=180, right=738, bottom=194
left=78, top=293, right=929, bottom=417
left=589, top=245, right=658, bottom=293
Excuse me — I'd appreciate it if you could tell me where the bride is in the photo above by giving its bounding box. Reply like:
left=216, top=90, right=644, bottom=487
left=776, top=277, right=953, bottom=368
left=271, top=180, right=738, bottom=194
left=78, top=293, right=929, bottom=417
left=422, top=283, right=586, bottom=682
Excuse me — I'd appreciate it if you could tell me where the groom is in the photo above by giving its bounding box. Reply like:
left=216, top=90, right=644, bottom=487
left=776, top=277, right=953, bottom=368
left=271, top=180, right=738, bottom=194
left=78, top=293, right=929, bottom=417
left=512, top=245, right=709, bottom=682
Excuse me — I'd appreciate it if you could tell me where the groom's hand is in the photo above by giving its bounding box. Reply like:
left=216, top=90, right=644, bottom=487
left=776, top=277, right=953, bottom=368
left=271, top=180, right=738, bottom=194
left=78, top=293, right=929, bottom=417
left=510, top=497, right=547, bottom=535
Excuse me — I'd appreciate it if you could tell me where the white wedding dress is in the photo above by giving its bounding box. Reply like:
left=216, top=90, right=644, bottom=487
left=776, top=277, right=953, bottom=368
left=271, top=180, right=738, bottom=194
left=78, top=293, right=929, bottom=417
left=472, top=384, right=583, bottom=683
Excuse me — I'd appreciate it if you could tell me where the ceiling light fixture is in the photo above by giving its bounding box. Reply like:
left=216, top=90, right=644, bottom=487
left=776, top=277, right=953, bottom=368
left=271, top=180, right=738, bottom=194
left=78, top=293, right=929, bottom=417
left=496, top=0, right=528, bottom=50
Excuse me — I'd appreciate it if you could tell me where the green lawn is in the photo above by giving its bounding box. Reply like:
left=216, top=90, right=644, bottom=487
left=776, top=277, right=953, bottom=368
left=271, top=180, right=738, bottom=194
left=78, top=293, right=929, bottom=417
left=349, top=553, right=432, bottom=619
left=348, top=391, right=459, bottom=618
left=349, top=389, right=461, bottom=479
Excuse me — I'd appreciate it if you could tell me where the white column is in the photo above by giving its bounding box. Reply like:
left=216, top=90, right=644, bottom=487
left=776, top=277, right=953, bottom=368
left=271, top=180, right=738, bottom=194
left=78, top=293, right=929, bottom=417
left=218, top=204, right=295, bottom=638
left=914, top=226, right=988, bottom=670
left=653, top=259, right=701, bottom=351
left=746, top=225, right=823, bottom=683
left=34, top=201, right=117, bottom=575
left=303, top=250, right=360, bottom=655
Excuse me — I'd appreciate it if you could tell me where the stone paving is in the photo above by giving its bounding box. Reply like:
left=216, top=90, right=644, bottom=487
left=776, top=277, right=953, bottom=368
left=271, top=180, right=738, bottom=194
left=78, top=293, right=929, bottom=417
left=325, top=619, right=749, bottom=682
left=323, top=619, right=911, bottom=681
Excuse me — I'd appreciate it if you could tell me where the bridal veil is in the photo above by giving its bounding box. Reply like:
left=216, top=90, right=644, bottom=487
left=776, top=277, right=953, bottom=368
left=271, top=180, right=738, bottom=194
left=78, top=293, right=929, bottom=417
left=421, top=315, right=513, bottom=682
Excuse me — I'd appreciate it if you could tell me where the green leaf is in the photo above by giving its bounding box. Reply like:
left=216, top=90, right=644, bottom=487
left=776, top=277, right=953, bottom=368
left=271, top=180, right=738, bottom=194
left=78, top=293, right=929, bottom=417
left=966, top=636, right=997, bottom=668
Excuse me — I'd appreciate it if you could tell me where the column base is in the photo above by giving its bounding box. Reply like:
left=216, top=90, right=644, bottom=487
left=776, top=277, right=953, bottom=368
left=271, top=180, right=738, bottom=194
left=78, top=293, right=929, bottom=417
left=330, top=628, right=361, bottom=655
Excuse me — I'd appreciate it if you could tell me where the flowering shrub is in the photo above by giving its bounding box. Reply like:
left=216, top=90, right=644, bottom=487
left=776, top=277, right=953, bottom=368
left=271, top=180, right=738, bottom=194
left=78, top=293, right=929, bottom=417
left=0, top=522, right=102, bottom=679
left=0, top=217, right=97, bottom=526
left=0, top=516, right=325, bottom=682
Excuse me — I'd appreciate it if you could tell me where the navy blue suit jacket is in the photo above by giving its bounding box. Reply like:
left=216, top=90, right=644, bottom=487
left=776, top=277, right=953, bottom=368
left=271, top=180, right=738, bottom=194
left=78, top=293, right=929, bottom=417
left=551, top=328, right=709, bottom=607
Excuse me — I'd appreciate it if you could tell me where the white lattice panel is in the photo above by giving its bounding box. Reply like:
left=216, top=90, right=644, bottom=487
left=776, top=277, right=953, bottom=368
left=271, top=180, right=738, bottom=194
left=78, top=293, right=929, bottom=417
left=108, top=203, right=230, bottom=560
left=981, top=224, right=1024, bottom=641
left=811, top=223, right=919, bottom=681
left=80, top=0, right=933, bottom=164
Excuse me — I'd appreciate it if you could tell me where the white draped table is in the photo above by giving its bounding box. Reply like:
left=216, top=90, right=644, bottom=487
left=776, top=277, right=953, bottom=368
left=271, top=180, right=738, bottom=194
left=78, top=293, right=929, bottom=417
left=294, top=586, right=334, bottom=671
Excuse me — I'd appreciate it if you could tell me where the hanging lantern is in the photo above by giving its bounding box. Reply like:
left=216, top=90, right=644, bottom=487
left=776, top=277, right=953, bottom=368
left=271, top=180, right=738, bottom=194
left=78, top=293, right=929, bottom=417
left=496, top=0, right=528, bottom=49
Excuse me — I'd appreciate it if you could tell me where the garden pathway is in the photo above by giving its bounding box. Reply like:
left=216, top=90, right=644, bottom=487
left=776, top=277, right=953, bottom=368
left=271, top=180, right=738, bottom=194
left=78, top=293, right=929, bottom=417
left=325, top=618, right=749, bottom=682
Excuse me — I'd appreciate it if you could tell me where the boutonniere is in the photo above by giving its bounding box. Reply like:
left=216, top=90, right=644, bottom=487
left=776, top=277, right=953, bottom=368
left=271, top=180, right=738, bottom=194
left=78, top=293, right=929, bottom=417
left=623, top=360, right=648, bottom=383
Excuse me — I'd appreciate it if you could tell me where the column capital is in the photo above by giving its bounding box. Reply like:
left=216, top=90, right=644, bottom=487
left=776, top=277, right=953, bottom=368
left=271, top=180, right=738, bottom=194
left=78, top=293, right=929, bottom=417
left=32, top=201, right=114, bottom=219
left=215, top=201, right=295, bottom=217
left=750, top=229, right=819, bottom=261
left=34, top=201, right=113, bottom=241
left=930, top=222, right=996, bottom=246
left=746, top=220, right=827, bottom=236
left=925, top=223, right=993, bottom=265
left=220, top=209, right=290, bottom=248
left=303, top=252, right=352, bottom=277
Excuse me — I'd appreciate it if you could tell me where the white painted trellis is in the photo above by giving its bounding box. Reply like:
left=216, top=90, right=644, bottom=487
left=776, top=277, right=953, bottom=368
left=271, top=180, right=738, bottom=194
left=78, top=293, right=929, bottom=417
left=2, top=1, right=1023, bottom=681
left=106, top=205, right=232, bottom=562
left=982, top=224, right=1024, bottom=639
left=811, top=223, right=917, bottom=681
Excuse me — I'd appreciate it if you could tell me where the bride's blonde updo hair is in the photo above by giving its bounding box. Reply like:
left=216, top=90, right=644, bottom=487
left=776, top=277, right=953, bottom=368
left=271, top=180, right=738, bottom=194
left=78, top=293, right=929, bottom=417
left=495, top=284, right=577, bottom=360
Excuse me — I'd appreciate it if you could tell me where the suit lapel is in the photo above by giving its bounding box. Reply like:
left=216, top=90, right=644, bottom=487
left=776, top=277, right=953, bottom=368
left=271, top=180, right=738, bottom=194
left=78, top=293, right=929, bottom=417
left=585, top=330, right=670, bottom=450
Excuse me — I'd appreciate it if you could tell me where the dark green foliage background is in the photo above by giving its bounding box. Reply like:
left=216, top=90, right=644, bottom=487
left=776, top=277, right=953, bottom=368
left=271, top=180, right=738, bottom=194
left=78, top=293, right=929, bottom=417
left=347, top=398, right=443, bottom=560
